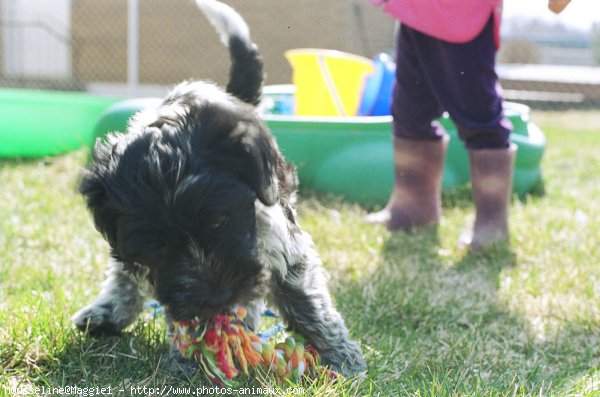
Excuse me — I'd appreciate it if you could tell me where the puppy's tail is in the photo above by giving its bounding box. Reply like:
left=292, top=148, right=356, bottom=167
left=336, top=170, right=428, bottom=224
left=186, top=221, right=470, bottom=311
left=195, top=0, right=264, bottom=106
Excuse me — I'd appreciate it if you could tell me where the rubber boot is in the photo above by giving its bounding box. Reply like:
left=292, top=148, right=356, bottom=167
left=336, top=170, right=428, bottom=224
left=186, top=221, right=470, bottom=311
left=365, top=135, right=449, bottom=231
left=466, top=144, right=517, bottom=249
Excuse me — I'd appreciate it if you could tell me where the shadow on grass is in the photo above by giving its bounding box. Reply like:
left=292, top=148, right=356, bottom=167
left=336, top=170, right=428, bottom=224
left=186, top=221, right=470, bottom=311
left=35, top=319, right=207, bottom=391
left=453, top=242, right=517, bottom=275
left=336, top=230, right=598, bottom=395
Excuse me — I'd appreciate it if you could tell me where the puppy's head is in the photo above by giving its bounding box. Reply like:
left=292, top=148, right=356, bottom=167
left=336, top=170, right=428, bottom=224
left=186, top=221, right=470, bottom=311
left=80, top=82, right=279, bottom=321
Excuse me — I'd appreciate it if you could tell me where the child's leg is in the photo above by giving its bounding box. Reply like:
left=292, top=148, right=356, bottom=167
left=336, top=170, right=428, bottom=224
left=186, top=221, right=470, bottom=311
left=365, top=24, right=449, bottom=231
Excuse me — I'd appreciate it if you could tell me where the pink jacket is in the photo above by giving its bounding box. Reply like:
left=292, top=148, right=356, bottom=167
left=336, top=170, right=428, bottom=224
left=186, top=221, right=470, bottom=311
left=371, top=0, right=502, bottom=48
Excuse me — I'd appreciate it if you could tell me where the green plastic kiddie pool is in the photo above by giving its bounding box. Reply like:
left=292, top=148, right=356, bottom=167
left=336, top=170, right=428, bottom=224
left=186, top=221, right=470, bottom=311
left=89, top=84, right=545, bottom=206
left=0, top=89, right=120, bottom=157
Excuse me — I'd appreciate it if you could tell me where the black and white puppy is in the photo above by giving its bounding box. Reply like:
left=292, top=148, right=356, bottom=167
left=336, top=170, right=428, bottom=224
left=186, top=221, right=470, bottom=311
left=73, top=0, right=366, bottom=376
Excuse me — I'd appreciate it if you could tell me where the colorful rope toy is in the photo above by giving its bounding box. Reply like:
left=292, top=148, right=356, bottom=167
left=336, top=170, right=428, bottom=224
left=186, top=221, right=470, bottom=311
left=172, top=306, right=334, bottom=386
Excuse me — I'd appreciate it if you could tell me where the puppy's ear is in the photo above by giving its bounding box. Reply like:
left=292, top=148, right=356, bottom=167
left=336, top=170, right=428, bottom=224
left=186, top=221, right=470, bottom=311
left=198, top=106, right=280, bottom=206
left=229, top=120, right=279, bottom=206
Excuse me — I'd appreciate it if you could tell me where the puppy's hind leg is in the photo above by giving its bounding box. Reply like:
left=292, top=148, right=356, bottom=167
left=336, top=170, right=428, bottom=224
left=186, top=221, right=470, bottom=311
left=72, top=259, right=145, bottom=336
left=269, top=231, right=367, bottom=377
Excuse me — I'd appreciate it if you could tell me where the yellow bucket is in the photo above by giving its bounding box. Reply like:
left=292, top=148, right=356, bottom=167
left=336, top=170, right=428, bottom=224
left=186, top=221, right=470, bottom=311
left=284, top=49, right=374, bottom=117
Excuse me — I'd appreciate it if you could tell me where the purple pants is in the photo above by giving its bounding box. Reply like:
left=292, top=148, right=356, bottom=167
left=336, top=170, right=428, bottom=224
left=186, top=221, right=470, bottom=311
left=393, top=16, right=511, bottom=149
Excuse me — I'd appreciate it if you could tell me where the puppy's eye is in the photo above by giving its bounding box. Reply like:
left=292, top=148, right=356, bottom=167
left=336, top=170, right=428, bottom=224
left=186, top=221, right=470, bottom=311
left=208, top=216, right=227, bottom=230
left=209, top=222, right=222, bottom=230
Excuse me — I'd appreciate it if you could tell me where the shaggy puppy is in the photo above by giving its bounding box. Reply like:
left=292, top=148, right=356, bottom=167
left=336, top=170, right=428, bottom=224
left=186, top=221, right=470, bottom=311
left=73, top=0, right=366, bottom=376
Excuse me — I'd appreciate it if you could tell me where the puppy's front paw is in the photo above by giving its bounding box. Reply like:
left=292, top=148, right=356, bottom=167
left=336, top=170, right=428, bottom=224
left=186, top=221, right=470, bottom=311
left=320, top=340, right=367, bottom=378
left=72, top=303, right=121, bottom=336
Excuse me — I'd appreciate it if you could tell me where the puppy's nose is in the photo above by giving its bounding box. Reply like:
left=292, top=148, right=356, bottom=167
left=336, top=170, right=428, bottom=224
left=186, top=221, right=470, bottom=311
left=207, top=288, right=232, bottom=306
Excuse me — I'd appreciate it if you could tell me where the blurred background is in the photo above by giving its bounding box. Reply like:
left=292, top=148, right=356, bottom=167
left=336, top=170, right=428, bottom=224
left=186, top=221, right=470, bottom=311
left=1, top=0, right=599, bottom=109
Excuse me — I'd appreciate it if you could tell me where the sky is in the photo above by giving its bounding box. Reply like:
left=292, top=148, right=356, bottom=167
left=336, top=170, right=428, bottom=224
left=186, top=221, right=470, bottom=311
left=503, top=0, right=600, bottom=31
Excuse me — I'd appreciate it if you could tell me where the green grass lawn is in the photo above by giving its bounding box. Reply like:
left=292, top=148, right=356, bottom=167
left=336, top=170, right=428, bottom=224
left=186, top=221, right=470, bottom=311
left=1, top=111, right=599, bottom=396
